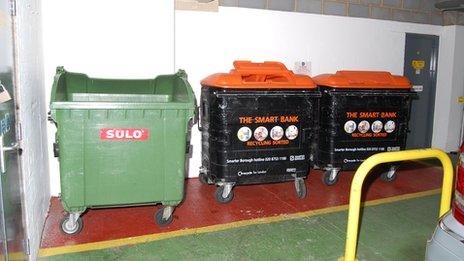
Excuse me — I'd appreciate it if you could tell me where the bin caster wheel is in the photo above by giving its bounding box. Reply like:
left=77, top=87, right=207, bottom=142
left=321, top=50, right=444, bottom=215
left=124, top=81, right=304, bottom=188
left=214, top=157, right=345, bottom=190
left=295, top=179, right=307, bottom=199
left=381, top=166, right=398, bottom=182
left=155, top=207, right=173, bottom=227
left=60, top=216, right=83, bottom=235
left=323, top=169, right=339, bottom=186
left=215, top=186, right=234, bottom=204
left=53, top=142, right=59, bottom=158
left=199, top=172, right=209, bottom=184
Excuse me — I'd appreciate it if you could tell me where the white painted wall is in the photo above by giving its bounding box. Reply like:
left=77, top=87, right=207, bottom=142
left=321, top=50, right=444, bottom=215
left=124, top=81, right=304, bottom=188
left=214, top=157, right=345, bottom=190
left=433, top=25, right=464, bottom=151
left=446, top=26, right=464, bottom=150
left=14, top=0, right=49, bottom=259
left=175, top=7, right=450, bottom=179
left=433, top=26, right=455, bottom=151
left=453, top=27, right=464, bottom=148
left=42, top=0, right=175, bottom=196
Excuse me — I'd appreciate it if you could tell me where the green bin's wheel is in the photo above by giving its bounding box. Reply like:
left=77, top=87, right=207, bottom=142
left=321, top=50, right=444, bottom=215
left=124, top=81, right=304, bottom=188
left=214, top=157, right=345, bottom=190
left=155, top=207, right=173, bottom=227
left=381, top=166, right=398, bottom=182
left=215, top=186, right=234, bottom=204
left=198, top=172, right=209, bottom=184
left=323, top=170, right=339, bottom=186
left=60, top=216, right=83, bottom=235
left=295, top=179, right=307, bottom=199
left=53, top=142, right=59, bottom=158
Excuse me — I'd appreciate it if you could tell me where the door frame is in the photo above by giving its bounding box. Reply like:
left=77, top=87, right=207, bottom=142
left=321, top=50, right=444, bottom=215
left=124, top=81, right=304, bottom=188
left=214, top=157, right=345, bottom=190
left=7, top=0, right=29, bottom=258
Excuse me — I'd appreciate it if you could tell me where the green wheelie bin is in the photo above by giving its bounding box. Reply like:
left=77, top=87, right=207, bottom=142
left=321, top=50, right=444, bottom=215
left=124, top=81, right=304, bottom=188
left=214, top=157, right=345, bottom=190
left=49, top=67, right=196, bottom=234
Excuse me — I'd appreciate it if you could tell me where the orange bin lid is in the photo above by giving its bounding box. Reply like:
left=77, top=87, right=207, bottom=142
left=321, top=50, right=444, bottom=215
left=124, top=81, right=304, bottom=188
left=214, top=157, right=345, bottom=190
left=201, top=61, right=316, bottom=89
left=313, top=71, right=411, bottom=89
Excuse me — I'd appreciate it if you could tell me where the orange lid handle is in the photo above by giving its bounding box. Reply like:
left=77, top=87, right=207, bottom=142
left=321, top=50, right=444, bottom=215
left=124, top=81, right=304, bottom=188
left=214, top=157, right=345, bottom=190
left=231, top=61, right=295, bottom=85
left=200, top=60, right=316, bottom=89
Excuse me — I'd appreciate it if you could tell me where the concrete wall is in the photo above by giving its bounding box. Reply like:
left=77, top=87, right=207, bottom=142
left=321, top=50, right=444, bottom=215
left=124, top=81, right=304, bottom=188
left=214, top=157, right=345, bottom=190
left=14, top=0, right=49, bottom=259
left=445, top=26, right=464, bottom=149
left=451, top=26, right=464, bottom=147
left=219, top=0, right=445, bottom=25
left=42, top=0, right=175, bottom=196
left=432, top=25, right=464, bottom=151
left=433, top=26, right=456, bottom=151
left=444, top=11, right=464, bottom=25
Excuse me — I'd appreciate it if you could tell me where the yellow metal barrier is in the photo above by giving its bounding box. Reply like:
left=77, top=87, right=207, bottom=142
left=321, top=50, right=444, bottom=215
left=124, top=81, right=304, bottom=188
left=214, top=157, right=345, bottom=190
left=341, top=148, right=454, bottom=261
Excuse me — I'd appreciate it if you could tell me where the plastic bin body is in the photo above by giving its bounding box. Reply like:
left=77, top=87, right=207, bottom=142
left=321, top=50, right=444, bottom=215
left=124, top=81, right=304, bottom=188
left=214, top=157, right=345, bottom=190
left=201, top=88, right=318, bottom=184
left=50, top=67, right=196, bottom=213
left=314, top=71, right=414, bottom=171
left=200, top=61, right=319, bottom=186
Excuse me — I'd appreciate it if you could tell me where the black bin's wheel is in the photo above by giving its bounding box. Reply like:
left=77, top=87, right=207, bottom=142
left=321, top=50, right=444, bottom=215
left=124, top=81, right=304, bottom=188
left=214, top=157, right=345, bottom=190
left=60, top=216, right=83, bottom=235
left=381, top=166, right=398, bottom=182
left=198, top=172, right=209, bottom=184
left=215, top=186, right=234, bottom=204
left=155, top=207, right=173, bottom=227
left=323, top=170, right=339, bottom=186
left=295, top=179, right=307, bottom=199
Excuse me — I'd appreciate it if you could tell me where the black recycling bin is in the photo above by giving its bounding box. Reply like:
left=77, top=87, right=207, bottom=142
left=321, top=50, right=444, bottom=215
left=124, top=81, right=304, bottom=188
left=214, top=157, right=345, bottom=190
left=313, top=71, right=415, bottom=186
left=199, top=61, right=320, bottom=203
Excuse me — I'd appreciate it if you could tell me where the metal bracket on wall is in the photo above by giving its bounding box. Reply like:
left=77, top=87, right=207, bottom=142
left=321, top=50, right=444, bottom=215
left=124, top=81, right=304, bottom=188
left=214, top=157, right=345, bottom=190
left=175, top=0, right=218, bottom=12
left=458, top=96, right=464, bottom=104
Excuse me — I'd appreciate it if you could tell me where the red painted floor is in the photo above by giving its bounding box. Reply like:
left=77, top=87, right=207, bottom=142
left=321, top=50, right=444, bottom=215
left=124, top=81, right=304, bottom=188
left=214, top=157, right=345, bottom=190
left=41, top=162, right=443, bottom=248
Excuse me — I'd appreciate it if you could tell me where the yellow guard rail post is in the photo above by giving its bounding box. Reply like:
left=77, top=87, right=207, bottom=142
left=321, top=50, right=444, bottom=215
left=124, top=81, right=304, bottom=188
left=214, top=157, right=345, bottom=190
left=342, top=148, right=454, bottom=261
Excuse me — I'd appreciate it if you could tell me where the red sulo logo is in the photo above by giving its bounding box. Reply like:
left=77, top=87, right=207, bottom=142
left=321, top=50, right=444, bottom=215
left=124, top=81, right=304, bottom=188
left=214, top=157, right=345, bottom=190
left=100, top=128, right=149, bottom=141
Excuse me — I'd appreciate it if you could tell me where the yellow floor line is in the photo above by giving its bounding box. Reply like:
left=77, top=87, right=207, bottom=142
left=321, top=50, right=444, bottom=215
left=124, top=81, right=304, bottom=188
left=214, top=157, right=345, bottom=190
left=39, top=188, right=441, bottom=258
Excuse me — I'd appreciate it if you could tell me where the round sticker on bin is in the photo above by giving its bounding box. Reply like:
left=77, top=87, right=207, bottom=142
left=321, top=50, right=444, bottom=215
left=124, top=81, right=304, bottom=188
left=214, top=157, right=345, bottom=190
left=371, top=120, right=383, bottom=133
left=270, top=126, right=284, bottom=140
left=237, top=126, right=252, bottom=142
left=344, top=120, right=356, bottom=134
left=254, top=126, right=268, bottom=141
left=285, top=125, right=298, bottom=140
left=358, top=121, right=370, bottom=133
left=384, top=120, right=396, bottom=133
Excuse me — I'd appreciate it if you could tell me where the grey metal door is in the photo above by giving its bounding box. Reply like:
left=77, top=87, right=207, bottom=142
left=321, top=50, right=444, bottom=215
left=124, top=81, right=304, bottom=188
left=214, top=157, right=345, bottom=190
left=0, top=0, right=26, bottom=259
left=404, top=33, right=439, bottom=149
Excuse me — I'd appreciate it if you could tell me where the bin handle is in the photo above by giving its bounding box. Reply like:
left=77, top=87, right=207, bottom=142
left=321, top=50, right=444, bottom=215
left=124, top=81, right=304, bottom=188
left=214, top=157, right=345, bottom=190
left=47, top=111, right=57, bottom=126
left=232, top=61, right=295, bottom=84
left=196, top=106, right=202, bottom=131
